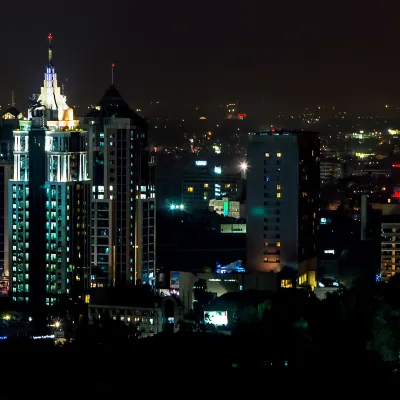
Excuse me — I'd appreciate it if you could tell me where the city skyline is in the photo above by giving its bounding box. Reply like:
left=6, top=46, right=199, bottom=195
left=2, top=0, right=400, bottom=121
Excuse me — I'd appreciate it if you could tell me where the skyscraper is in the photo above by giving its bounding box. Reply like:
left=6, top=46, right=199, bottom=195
left=9, top=35, right=91, bottom=310
left=246, top=130, right=320, bottom=288
left=83, top=85, right=156, bottom=287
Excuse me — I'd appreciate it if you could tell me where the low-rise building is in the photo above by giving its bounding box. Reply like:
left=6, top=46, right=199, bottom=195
left=88, top=286, right=183, bottom=336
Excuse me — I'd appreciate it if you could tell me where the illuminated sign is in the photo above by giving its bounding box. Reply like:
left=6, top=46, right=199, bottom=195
left=237, top=113, right=247, bottom=117
left=195, top=161, right=207, bottom=166
left=204, top=311, right=228, bottom=326
left=393, top=164, right=400, bottom=168
left=324, top=249, right=335, bottom=254
left=394, top=192, right=400, bottom=199
left=32, top=335, right=55, bottom=340
left=170, top=271, right=180, bottom=289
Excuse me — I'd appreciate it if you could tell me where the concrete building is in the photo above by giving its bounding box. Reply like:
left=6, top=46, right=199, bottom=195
left=88, top=287, right=182, bottom=336
left=381, top=213, right=400, bottom=282
left=83, top=85, right=156, bottom=286
left=246, top=130, right=320, bottom=287
left=171, top=269, right=280, bottom=313
left=209, top=197, right=240, bottom=219
left=320, top=160, right=343, bottom=185
left=182, top=161, right=240, bottom=211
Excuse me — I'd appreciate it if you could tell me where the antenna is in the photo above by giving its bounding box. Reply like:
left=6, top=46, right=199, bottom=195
left=11, top=90, right=14, bottom=107
left=48, top=33, right=53, bottom=65
left=112, top=63, right=115, bottom=85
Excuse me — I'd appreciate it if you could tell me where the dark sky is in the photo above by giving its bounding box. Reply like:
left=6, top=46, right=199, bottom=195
left=1, top=0, right=399, bottom=119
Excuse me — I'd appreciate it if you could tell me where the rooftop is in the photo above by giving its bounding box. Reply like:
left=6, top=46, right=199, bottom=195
left=0, top=107, right=22, bottom=119
left=86, top=85, right=145, bottom=124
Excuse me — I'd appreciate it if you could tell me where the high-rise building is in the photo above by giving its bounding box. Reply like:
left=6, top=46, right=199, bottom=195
left=380, top=207, right=400, bottom=282
left=83, top=85, right=156, bottom=287
left=9, top=35, right=91, bottom=310
left=0, top=162, right=13, bottom=277
left=182, top=161, right=240, bottom=211
left=246, top=130, right=320, bottom=288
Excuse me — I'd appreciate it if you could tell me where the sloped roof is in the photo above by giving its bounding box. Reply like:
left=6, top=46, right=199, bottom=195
left=0, top=106, right=21, bottom=119
left=86, top=85, right=144, bottom=124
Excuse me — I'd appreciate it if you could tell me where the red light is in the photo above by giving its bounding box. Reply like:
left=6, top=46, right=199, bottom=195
left=48, top=34, right=52, bottom=40
left=393, top=164, right=400, bottom=168
left=271, top=128, right=275, bottom=132
left=237, top=113, right=247, bottom=117
left=394, top=192, right=400, bottom=198
left=112, top=63, right=115, bottom=67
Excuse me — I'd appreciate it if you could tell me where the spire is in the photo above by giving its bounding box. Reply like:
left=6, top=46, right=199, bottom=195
left=111, top=63, right=115, bottom=85
left=48, top=33, right=53, bottom=66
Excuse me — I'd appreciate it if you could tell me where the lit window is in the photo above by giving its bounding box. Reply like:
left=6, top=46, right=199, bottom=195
left=276, top=184, right=281, bottom=190
left=188, top=187, right=194, bottom=192
left=109, top=185, right=113, bottom=191
left=265, top=153, right=270, bottom=157
left=277, top=152, right=282, bottom=157
left=312, top=150, right=314, bottom=156
left=276, top=242, right=281, bottom=247
left=277, top=193, right=281, bottom=198
left=264, top=241, right=269, bottom=247
left=225, top=184, right=231, bottom=188
left=204, top=183, right=209, bottom=188
left=281, top=279, right=292, bottom=288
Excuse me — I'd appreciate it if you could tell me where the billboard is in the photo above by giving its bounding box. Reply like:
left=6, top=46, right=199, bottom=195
left=170, top=271, right=180, bottom=290
left=204, top=311, right=228, bottom=326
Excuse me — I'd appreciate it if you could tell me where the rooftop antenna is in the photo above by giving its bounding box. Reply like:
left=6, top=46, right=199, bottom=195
left=48, top=33, right=53, bottom=66
left=11, top=90, right=14, bottom=107
left=111, top=63, right=115, bottom=85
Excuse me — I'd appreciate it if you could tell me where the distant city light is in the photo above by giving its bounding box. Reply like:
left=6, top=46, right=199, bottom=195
left=195, top=160, right=207, bottom=166
left=240, top=162, right=248, bottom=171
left=214, top=166, right=222, bottom=174
left=169, top=204, right=185, bottom=210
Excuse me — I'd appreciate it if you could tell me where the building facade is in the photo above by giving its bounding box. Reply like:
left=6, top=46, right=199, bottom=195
left=0, top=162, right=13, bottom=278
left=381, top=214, right=400, bottom=281
left=246, top=130, right=320, bottom=287
left=83, top=85, right=156, bottom=286
left=9, top=35, right=91, bottom=307
left=182, top=161, right=240, bottom=211
left=209, top=197, right=240, bottom=219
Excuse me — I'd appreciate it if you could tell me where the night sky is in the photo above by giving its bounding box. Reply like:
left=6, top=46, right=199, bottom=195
left=1, top=0, right=399, bottom=119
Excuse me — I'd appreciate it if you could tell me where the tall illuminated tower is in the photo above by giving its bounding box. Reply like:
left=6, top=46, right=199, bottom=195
left=9, top=35, right=91, bottom=309
left=83, top=84, right=156, bottom=287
